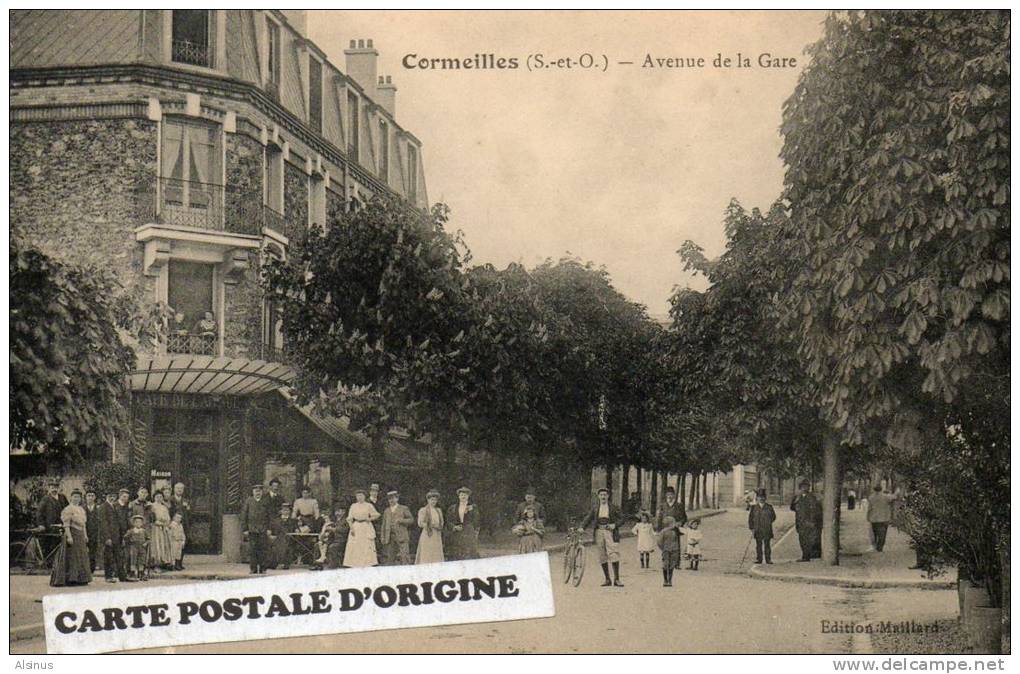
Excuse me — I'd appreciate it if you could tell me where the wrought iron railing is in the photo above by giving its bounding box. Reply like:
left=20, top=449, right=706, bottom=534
left=166, top=332, right=218, bottom=356
left=262, top=205, right=305, bottom=244
left=139, top=178, right=305, bottom=241
left=172, top=40, right=211, bottom=68
left=257, top=343, right=287, bottom=363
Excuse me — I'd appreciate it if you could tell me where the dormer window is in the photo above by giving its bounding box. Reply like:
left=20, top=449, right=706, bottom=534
left=266, top=18, right=281, bottom=89
left=309, top=57, right=323, bottom=134
left=171, top=10, right=212, bottom=68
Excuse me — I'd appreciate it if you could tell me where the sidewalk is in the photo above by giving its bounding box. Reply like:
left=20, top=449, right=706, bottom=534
left=748, top=506, right=955, bottom=589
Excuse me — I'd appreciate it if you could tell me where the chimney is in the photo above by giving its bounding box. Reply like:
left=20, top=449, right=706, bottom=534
left=344, top=38, right=378, bottom=95
left=376, top=75, right=396, bottom=117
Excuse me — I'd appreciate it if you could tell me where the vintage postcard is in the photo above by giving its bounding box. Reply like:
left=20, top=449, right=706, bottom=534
left=8, top=8, right=1010, bottom=664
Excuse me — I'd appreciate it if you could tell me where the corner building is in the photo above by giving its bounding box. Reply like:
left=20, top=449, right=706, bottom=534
left=11, top=10, right=427, bottom=558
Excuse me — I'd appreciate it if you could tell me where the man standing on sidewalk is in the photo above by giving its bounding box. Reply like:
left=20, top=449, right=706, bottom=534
left=791, top=480, right=823, bottom=561
left=866, top=484, right=897, bottom=552
left=241, top=484, right=272, bottom=574
left=580, top=488, right=624, bottom=587
left=655, top=486, right=687, bottom=569
left=748, top=489, right=776, bottom=564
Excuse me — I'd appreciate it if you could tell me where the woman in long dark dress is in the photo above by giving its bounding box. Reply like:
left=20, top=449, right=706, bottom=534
left=50, top=489, right=92, bottom=587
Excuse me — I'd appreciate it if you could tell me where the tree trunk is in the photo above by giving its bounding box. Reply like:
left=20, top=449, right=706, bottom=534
left=679, top=473, right=686, bottom=506
left=605, top=465, right=613, bottom=501
left=701, top=471, right=709, bottom=508
left=822, top=430, right=842, bottom=566
left=621, top=464, right=630, bottom=513
left=650, top=471, right=658, bottom=512
left=658, top=471, right=667, bottom=508
left=1002, top=531, right=1011, bottom=654
left=688, top=473, right=697, bottom=511
left=636, top=468, right=644, bottom=511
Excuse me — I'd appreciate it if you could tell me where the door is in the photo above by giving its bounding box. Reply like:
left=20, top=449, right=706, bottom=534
left=146, top=407, right=222, bottom=554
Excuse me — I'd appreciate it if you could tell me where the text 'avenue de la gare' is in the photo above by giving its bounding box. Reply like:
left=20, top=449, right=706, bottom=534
left=52, top=575, right=521, bottom=634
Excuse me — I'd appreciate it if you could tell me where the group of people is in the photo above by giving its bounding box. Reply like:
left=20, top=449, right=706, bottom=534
left=37, top=480, right=192, bottom=587
left=746, top=482, right=823, bottom=565
left=577, top=485, right=702, bottom=589
left=240, top=480, right=552, bottom=575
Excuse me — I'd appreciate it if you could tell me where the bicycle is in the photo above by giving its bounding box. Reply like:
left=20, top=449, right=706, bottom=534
left=10, top=528, right=57, bottom=570
left=562, top=527, right=586, bottom=586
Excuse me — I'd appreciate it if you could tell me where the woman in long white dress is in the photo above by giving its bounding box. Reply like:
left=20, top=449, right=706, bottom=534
left=148, top=491, right=175, bottom=570
left=415, top=490, right=445, bottom=564
left=343, top=489, right=380, bottom=567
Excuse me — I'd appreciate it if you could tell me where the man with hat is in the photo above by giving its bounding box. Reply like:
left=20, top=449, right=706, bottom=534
left=748, top=488, right=777, bottom=564
left=446, top=487, right=480, bottom=560
left=35, top=479, right=69, bottom=565
left=790, top=480, right=823, bottom=561
left=265, top=479, right=285, bottom=521
left=268, top=501, right=296, bottom=570
left=655, top=485, right=688, bottom=569
left=368, top=483, right=384, bottom=559
left=115, top=488, right=132, bottom=581
left=241, top=484, right=272, bottom=574
left=515, top=487, right=546, bottom=523
left=97, top=491, right=122, bottom=583
left=83, top=488, right=101, bottom=573
left=167, top=482, right=191, bottom=569
left=580, top=487, right=625, bottom=587
left=380, top=490, right=415, bottom=565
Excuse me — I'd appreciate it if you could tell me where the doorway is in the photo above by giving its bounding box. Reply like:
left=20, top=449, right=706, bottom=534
left=148, top=407, right=221, bottom=553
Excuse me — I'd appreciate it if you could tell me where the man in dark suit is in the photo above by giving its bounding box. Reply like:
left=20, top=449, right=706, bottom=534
left=241, top=484, right=272, bottom=574
left=84, top=488, right=101, bottom=573
left=748, top=489, right=777, bottom=564
left=791, top=480, right=823, bottom=561
left=264, top=479, right=285, bottom=522
left=98, top=491, right=122, bottom=583
left=655, top=486, right=688, bottom=569
left=35, top=480, right=69, bottom=565
left=514, top=488, right=546, bottom=523
left=115, top=488, right=132, bottom=581
left=380, top=490, right=415, bottom=565
left=580, top=487, right=625, bottom=587
left=168, top=482, right=192, bottom=569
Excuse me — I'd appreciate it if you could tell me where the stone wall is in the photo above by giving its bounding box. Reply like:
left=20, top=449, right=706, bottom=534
left=10, top=117, right=159, bottom=320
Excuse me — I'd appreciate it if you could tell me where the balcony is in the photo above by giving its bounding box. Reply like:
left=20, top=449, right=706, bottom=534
left=257, top=343, right=287, bottom=364
left=172, top=40, right=211, bottom=68
left=140, top=178, right=306, bottom=241
left=167, top=332, right=217, bottom=356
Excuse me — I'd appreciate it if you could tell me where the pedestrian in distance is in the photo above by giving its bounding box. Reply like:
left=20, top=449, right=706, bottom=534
left=791, top=480, right=823, bottom=561
left=866, top=484, right=897, bottom=552
left=847, top=488, right=857, bottom=511
left=657, top=516, right=681, bottom=587
left=748, top=489, right=776, bottom=565
left=631, top=510, right=656, bottom=569
left=579, top=487, right=625, bottom=587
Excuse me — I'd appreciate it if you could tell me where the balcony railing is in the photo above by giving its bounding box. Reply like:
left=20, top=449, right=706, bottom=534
left=262, top=205, right=306, bottom=244
left=166, top=332, right=217, bottom=356
left=139, top=178, right=306, bottom=241
left=257, top=343, right=287, bottom=363
left=172, top=40, right=211, bottom=68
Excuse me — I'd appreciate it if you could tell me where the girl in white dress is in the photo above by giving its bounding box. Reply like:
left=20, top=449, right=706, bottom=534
left=415, top=490, right=445, bottom=564
left=343, top=489, right=380, bottom=567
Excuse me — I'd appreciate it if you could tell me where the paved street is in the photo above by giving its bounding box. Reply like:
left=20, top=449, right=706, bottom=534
left=11, top=508, right=958, bottom=654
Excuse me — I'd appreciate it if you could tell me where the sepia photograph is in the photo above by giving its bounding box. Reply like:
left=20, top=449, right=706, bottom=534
left=7, top=7, right=1011, bottom=662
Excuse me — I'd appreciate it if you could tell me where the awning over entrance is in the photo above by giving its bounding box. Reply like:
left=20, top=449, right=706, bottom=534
left=129, top=356, right=295, bottom=396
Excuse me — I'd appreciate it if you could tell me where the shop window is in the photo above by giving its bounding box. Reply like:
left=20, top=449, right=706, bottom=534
left=172, top=10, right=212, bottom=68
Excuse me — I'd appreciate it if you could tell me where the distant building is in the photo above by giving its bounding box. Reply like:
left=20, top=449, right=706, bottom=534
left=11, top=10, right=427, bottom=557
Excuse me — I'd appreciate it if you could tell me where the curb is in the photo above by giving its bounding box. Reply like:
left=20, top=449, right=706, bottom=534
left=10, top=622, right=45, bottom=643
left=747, top=565, right=956, bottom=590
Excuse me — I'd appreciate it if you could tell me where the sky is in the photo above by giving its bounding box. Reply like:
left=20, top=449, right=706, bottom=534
left=309, top=10, right=828, bottom=316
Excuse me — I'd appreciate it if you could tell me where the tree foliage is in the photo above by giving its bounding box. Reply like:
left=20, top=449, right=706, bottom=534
left=10, top=237, right=137, bottom=461
left=779, top=10, right=1009, bottom=445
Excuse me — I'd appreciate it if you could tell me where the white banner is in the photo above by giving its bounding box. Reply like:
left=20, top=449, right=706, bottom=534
left=43, top=552, right=555, bottom=654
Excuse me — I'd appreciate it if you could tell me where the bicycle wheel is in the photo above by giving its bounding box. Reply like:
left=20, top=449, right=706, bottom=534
left=562, top=546, right=574, bottom=584
left=571, top=545, right=586, bottom=586
left=10, top=541, right=27, bottom=568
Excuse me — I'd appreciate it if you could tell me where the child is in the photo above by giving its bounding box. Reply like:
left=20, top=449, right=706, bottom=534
left=312, top=513, right=334, bottom=569
left=680, top=518, right=703, bottom=570
left=125, top=515, right=149, bottom=582
left=169, top=511, right=186, bottom=571
left=657, top=516, right=681, bottom=587
left=631, top=510, right=656, bottom=569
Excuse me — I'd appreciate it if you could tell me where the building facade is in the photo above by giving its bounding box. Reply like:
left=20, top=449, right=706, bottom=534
left=11, top=9, right=428, bottom=558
